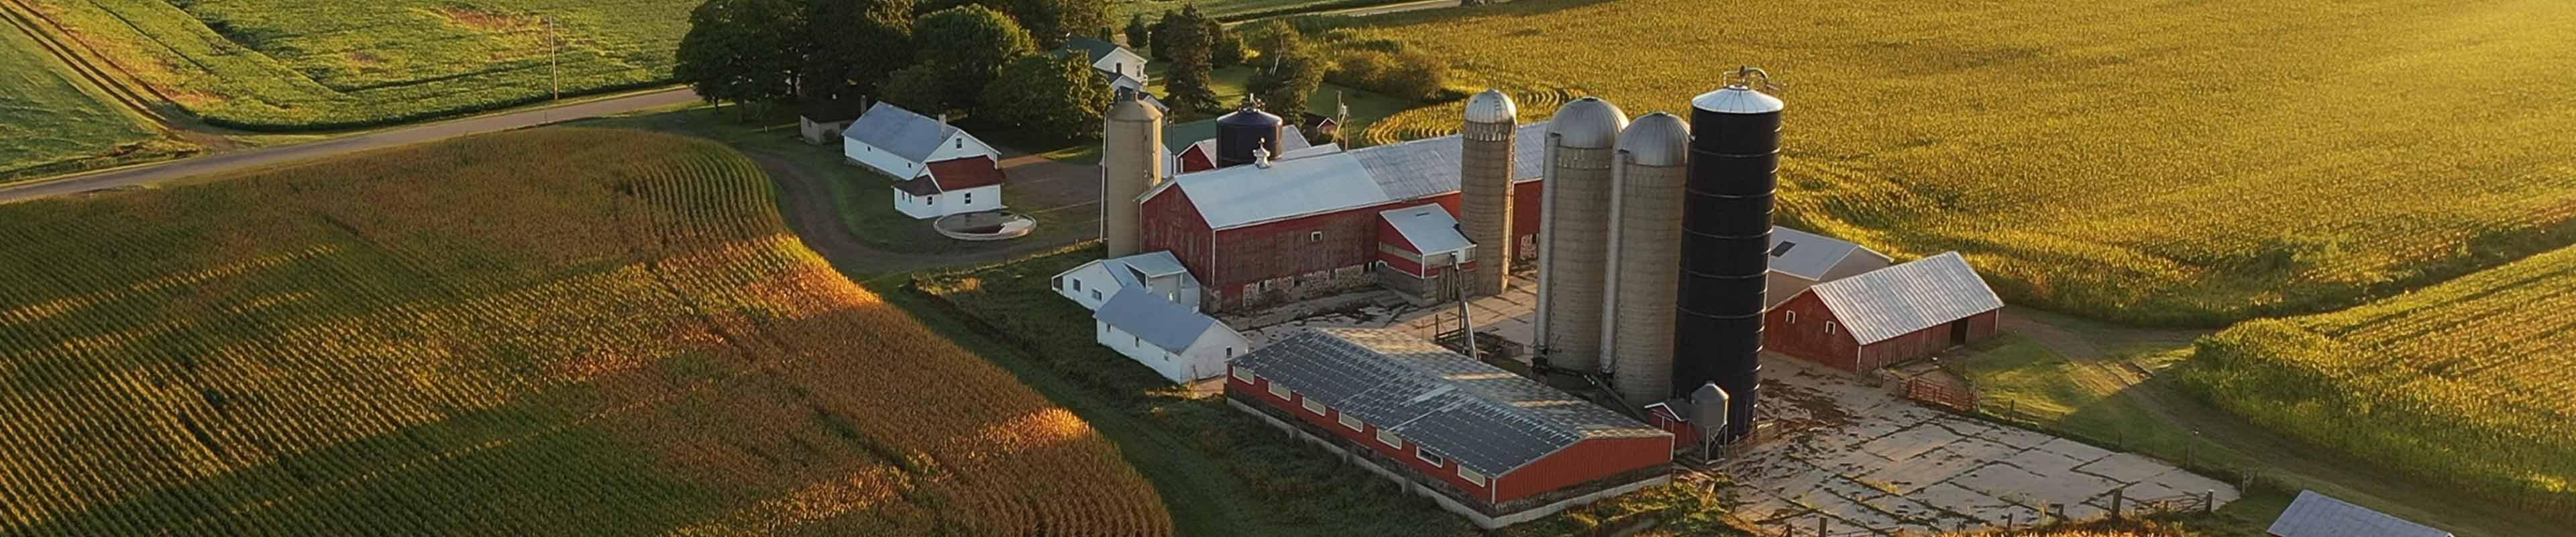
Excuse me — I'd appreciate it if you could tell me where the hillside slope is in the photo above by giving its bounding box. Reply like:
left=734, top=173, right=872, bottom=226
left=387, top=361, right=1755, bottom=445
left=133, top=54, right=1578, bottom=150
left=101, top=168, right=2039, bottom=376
left=0, top=128, right=1170, bottom=535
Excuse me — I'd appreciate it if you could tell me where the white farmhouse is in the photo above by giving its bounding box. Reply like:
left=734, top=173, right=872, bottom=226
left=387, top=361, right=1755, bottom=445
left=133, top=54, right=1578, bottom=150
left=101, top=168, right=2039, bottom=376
left=1766, top=226, right=1894, bottom=309
left=1093, top=289, right=1249, bottom=383
left=1065, top=38, right=1146, bottom=87
left=1052, top=251, right=1201, bottom=311
left=843, top=102, right=1008, bottom=219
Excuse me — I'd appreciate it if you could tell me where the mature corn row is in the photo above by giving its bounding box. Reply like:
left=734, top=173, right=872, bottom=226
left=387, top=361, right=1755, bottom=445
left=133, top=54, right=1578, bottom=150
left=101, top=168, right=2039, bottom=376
left=1356, top=0, right=2576, bottom=326
left=0, top=128, right=1171, bottom=535
left=2181, top=244, right=2576, bottom=521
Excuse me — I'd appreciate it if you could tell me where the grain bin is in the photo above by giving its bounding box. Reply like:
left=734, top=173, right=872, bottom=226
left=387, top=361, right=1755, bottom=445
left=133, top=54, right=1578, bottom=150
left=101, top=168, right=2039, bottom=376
left=1214, top=97, right=1285, bottom=168
left=1676, top=70, right=1783, bottom=440
left=1459, top=89, right=1519, bottom=296
left=1535, top=97, right=1627, bottom=373
left=1601, top=112, right=1689, bottom=405
left=1102, top=93, right=1165, bottom=258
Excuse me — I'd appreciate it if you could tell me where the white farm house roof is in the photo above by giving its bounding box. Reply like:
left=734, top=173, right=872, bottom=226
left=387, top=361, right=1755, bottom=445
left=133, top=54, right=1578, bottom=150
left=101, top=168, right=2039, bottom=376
left=846, top=103, right=963, bottom=164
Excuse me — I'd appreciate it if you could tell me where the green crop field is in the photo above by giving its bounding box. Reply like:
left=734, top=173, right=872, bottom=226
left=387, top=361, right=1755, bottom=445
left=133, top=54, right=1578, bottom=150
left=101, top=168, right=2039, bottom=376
left=0, top=17, right=178, bottom=183
left=15, top=0, right=692, bottom=130
left=0, top=128, right=1170, bottom=534
left=2181, top=244, right=2576, bottom=519
left=1352, top=0, right=2576, bottom=325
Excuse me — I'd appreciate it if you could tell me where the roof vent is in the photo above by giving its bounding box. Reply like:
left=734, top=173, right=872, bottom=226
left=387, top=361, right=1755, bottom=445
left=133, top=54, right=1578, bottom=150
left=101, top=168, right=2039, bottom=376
left=1254, top=147, right=1273, bottom=168
left=1772, top=242, right=1797, bottom=256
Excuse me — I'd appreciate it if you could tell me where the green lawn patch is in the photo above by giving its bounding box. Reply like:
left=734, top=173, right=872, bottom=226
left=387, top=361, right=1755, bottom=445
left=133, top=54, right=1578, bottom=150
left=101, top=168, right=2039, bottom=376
left=0, top=19, right=189, bottom=183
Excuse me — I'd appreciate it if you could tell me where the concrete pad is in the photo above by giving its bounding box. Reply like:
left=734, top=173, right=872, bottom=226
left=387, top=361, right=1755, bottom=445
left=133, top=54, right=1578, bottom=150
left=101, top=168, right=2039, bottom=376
left=1855, top=424, right=1964, bottom=461
left=1938, top=436, right=2025, bottom=461
left=1975, top=424, right=2060, bottom=449
left=1797, top=485, right=1912, bottom=530
left=1730, top=489, right=1809, bottom=522
left=1809, top=448, right=1902, bottom=479
left=1930, top=417, right=2006, bottom=439
left=2076, top=452, right=2180, bottom=483
left=1911, top=481, right=2041, bottom=528
left=2029, top=437, right=2117, bottom=464
left=1861, top=446, right=1987, bottom=494
left=1845, top=485, right=1953, bottom=524
left=1951, top=464, right=2056, bottom=503
left=1997, top=447, right=2089, bottom=477
left=2139, top=467, right=2240, bottom=504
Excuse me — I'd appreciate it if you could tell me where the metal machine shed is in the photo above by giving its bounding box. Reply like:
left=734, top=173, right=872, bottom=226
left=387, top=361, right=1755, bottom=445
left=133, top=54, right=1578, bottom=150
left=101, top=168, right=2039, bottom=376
left=1765, top=252, right=2005, bottom=372
left=1094, top=289, right=1218, bottom=354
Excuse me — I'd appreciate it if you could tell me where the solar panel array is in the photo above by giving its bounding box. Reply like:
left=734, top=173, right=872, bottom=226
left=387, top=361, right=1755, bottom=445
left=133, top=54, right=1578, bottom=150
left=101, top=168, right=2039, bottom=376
left=1232, top=328, right=1667, bottom=477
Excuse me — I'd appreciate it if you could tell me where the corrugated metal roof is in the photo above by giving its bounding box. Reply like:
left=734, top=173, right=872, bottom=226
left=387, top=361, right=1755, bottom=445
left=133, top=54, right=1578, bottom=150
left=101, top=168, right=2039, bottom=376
left=1157, top=122, right=1550, bottom=230
left=1770, top=226, right=1879, bottom=281
left=2268, top=491, right=2451, bottom=537
left=1113, top=250, right=1190, bottom=278
left=1233, top=328, right=1667, bottom=477
left=1808, top=252, right=2003, bottom=345
left=1094, top=289, right=1219, bottom=353
left=1379, top=204, right=1470, bottom=254
left=847, top=102, right=964, bottom=164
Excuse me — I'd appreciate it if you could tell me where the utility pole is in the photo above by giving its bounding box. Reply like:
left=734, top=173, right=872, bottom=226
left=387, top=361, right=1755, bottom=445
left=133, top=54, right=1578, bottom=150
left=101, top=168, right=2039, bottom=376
left=547, top=15, right=559, bottom=103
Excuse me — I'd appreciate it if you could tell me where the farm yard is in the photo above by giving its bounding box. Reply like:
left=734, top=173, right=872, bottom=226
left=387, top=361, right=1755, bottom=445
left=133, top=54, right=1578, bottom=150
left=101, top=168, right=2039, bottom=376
left=0, top=129, right=1170, bottom=535
left=9, top=0, right=693, bottom=130
left=0, top=15, right=181, bottom=183
left=1349, top=0, right=2576, bottom=326
left=2180, top=243, right=2576, bottom=521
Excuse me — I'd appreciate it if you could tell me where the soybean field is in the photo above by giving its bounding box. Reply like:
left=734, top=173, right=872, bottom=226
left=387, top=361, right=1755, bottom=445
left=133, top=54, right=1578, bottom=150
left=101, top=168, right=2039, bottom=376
left=0, top=128, right=1171, bottom=535
left=2181, top=244, right=2576, bottom=521
left=12, top=0, right=693, bottom=130
left=1356, top=0, right=2576, bottom=325
left=0, top=13, right=178, bottom=183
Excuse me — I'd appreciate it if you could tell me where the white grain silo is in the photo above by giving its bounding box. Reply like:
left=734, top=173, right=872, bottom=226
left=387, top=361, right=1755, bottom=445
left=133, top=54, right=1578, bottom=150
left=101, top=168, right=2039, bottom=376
left=1458, top=89, right=1519, bottom=296
left=1601, top=112, right=1689, bottom=405
left=1534, top=97, right=1628, bottom=373
left=1102, top=92, right=1165, bottom=258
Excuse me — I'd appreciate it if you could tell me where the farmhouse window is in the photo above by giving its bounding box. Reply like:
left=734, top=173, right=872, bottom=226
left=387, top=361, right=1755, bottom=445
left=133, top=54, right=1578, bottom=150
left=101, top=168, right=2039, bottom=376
left=1071, top=279, right=1083, bottom=291
left=1458, top=467, right=1487, bottom=487
left=926, top=195, right=937, bottom=204
left=1302, top=398, right=1327, bottom=415
left=955, top=139, right=963, bottom=149
left=1418, top=450, right=1446, bottom=467
left=1338, top=413, right=1362, bottom=431
left=964, top=192, right=973, bottom=204
left=1377, top=429, right=1401, bottom=448
left=1267, top=382, right=1291, bottom=399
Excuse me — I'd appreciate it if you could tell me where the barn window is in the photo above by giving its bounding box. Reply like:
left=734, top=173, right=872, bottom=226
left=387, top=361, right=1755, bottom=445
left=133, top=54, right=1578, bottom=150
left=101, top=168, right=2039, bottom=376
left=1226, top=347, right=1235, bottom=358
left=1231, top=365, right=1254, bottom=382
left=1418, top=449, right=1446, bottom=468
left=1091, top=289, right=1102, bottom=301
left=1308, top=231, right=1324, bottom=243
left=1301, top=397, right=1327, bottom=416
left=1786, top=311, right=1798, bottom=324
left=955, top=139, right=963, bottom=149
left=926, top=195, right=937, bottom=205
left=1338, top=413, right=1362, bottom=431
left=1071, top=279, right=1083, bottom=291
left=1267, top=382, right=1291, bottom=399
left=1826, top=322, right=1838, bottom=335
left=1377, top=429, right=1402, bottom=448
left=1458, top=467, right=1487, bottom=487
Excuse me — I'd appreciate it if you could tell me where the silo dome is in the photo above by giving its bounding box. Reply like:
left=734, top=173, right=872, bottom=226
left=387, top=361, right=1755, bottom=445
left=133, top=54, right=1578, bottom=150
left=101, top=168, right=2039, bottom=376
left=1464, top=89, right=1517, bottom=124
left=1690, top=84, right=1785, bottom=115
left=1547, top=97, right=1629, bottom=148
left=1615, top=112, right=1688, bottom=166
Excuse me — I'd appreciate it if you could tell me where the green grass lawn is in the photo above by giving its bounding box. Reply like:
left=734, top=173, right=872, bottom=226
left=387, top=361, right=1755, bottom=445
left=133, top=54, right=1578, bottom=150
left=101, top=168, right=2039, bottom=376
left=0, top=21, right=184, bottom=183
left=1111, top=0, right=1421, bottom=21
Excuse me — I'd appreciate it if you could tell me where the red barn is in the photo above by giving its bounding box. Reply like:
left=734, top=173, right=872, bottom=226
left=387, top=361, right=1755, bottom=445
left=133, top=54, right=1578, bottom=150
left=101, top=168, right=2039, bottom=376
left=1140, top=123, right=1550, bottom=311
left=1226, top=328, right=1674, bottom=529
left=1764, top=252, right=2004, bottom=372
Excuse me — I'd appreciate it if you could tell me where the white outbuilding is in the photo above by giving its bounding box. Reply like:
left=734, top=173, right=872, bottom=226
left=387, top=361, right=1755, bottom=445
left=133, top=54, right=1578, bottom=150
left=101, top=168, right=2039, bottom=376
left=1053, top=251, right=1201, bottom=311
left=1065, top=38, right=1147, bottom=87
left=1094, top=289, right=1249, bottom=383
left=843, top=102, right=1002, bottom=181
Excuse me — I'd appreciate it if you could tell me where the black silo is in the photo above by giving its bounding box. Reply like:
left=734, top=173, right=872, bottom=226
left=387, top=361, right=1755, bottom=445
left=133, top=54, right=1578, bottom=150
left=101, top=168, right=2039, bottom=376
left=1675, top=81, right=1782, bottom=440
left=1214, top=103, right=1285, bottom=168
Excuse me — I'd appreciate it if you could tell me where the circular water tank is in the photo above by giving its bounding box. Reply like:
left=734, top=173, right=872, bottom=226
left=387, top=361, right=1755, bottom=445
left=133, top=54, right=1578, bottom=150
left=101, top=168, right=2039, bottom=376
left=1464, top=89, right=1517, bottom=124
left=1215, top=104, right=1285, bottom=168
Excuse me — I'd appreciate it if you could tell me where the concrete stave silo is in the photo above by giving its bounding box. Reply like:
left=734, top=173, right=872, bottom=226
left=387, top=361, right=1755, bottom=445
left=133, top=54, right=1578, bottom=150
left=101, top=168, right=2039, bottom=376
left=1102, top=93, right=1165, bottom=258
left=1535, top=97, right=1628, bottom=374
left=1676, top=72, right=1784, bottom=440
left=1601, top=112, right=1689, bottom=406
left=1458, top=89, right=1519, bottom=297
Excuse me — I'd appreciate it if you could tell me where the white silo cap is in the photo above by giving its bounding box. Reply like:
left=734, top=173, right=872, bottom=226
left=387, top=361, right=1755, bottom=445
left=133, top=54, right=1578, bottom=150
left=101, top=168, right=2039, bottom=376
left=1692, top=84, right=1784, bottom=114
left=1547, top=97, right=1629, bottom=148
left=1464, top=89, right=1517, bottom=124
left=1616, top=112, right=1690, bottom=166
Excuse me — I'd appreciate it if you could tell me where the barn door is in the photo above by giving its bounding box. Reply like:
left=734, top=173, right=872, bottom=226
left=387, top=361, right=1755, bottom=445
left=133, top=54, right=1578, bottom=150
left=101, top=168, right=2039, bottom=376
left=1949, top=320, right=1970, bottom=346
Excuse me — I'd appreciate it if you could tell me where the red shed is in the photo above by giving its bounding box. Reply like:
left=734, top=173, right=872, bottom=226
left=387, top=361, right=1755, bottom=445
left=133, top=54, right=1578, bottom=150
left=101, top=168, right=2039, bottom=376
left=1764, top=252, right=2004, bottom=372
left=1226, top=328, right=1674, bottom=529
left=1140, top=123, right=1552, bottom=311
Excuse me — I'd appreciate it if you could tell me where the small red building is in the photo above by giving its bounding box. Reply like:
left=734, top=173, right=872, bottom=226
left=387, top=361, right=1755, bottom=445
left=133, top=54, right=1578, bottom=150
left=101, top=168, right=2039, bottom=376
left=1373, top=204, right=1478, bottom=302
left=1764, top=252, right=2004, bottom=372
left=1140, top=124, right=1550, bottom=311
left=1226, top=328, right=1673, bottom=529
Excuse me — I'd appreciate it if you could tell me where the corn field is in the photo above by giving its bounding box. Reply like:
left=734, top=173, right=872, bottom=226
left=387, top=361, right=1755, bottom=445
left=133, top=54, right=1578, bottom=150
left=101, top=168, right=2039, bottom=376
left=0, top=128, right=1171, bottom=535
left=2180, top=244, right=2576, bottom=522
left=14, top=0, right=690, bottom=130
left=1354, top=0, right=2576, bottom=326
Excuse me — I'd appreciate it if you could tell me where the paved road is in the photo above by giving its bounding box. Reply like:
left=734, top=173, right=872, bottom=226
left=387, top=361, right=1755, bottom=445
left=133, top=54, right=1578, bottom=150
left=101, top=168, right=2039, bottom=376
left=1322, top=0, right=1461, bottom=17
left=0, top=88, right=701, bottom=203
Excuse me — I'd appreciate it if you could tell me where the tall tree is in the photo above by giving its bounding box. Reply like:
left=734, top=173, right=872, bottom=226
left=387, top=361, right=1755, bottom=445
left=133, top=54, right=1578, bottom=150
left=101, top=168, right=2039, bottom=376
left=877, top=63, right=948, bottom=111
left=1145, top=9, right=1174, bottom=61
left=676, top=0, right=808, bottom=107
left=1122, top=13, right=1150, bottom=51
left=980, top=54, right=1110, bottom=141
left=803, top=0, right=916, bottom=111
left=1156, top=6, right=1218, bottom=113
left=1247, top=42, right=1320, bottom=119
left=912, top=5, right=1037, bottom=111
left=911, top=0, right=1103, bottom=49
left=1205, top=18, right=1242, bottom=68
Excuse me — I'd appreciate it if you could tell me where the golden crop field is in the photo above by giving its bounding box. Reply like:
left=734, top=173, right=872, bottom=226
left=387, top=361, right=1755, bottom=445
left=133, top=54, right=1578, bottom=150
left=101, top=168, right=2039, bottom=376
left=11, top=0, right=692, bottom=130
left=1356, top=0, right=2576, bottom=325
left=0, top=128, right=1171, bottom=535
left=2182, top=244, right=2576, bottom=518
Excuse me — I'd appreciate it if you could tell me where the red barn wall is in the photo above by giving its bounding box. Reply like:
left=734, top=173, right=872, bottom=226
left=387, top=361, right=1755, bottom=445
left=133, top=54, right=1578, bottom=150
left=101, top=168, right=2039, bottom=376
left=1140, top=186, right=1217, bottom=293
left=1511, top=179, right=1543, bottom=262
left=1493, top=436, right=1670, bottom=503
left=1764, top=292, right=1861, bottom=371
left=1228, top=370, right=1501, bottom=501
left=1141, top=177, right=1548, bottom=311
left=1854, top=309, right=2002, bottom=371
